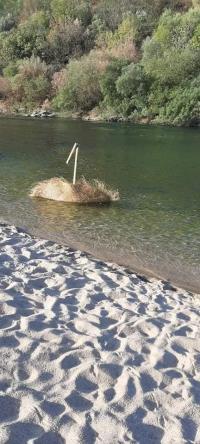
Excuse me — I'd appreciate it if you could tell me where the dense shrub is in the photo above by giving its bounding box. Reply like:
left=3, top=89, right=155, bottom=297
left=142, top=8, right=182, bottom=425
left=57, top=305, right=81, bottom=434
left=97, top=14, right=139, bottom=48
left=96, top=14, right=139, bottom=61
left=51, top=0, right=92, bottom=26
left=116, top=63, right=150, bottom=116
left=11, top=56, right=50, bottom=109
left=0, top=14, right=16, bottom=32
left=93, top=0, right=192, bottom=38
left=3, top=61, right=19, bottom=78
left=142, top=9, right=200, bottom=84
left=158, top=76, right=200, bottom=125
left=93, top=0, right=132, bottom=31
left=147, top=82, right=171, bottom=117
left=47, top=20, right=85, bottom=66
left=0, top=0, right=199, bottom=124
left=53, top=51, right=108, bottom=112
left=0, top=0, right=22, bottom=15
left=100, top=58, right=130, bottom=110
left=0, top=11, right=49, bottom=65
left=20, top=0, right=51, bottom=19
left=100, top=60, right=150, bottom=117
left=17, top=55, right=48, bottom=77
left=0, top=76, right=11, bottom=98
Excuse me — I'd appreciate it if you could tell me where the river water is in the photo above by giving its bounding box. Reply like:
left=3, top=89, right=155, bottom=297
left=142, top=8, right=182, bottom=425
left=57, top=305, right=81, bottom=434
left=0, top=117, right=199, bottom=291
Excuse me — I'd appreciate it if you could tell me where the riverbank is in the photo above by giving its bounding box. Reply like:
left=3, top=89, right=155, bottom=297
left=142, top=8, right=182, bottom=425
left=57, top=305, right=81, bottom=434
left=0, top=106, right=151, bottom=125
left=0, top=223, right=200, bottom=443
left=1, top=106, right=200, bottom=128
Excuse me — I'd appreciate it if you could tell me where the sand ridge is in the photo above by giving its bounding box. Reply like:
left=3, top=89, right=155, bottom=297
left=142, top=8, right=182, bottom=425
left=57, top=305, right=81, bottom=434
left=0, top=223, right=200, bottom=443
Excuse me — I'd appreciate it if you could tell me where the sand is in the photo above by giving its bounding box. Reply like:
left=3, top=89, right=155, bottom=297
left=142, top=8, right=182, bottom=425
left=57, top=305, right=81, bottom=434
left=0, top=223, right=200, bottom=443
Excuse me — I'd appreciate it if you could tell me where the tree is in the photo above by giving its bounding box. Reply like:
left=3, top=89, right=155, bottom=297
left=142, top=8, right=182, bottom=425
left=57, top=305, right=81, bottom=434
left=0, top=11, right=49, bottom=66
left=142, top=9, right=200, bottom=84
left=100, top=60, right=150, bottom=117
left=47, top=20, right=85, bottom=66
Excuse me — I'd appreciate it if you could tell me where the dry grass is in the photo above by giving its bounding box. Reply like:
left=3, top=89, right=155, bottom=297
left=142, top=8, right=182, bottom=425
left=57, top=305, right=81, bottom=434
left=30, top=177, right=119, bottom=204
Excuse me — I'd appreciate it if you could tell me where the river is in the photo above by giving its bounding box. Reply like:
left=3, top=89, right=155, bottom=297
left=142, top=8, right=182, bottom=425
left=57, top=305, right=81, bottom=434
left=0, top=117, right=199, bottom=291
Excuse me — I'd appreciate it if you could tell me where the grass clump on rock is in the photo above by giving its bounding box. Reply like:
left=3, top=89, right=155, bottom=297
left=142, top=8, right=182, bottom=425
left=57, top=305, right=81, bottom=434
left=30, top=177, right=119, bottom=204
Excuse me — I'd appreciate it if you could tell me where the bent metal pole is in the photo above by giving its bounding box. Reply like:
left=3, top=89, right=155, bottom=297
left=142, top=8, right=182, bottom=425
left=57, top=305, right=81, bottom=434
left=73, top=146, right=79, bottom=185
left=66, top=142, right=79, bottom=185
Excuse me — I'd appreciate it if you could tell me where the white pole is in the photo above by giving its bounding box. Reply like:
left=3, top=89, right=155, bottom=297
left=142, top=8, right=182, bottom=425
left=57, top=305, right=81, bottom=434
left=66, top=142, right=78, bottom=165
left=73, top=147, right=79, bottom=185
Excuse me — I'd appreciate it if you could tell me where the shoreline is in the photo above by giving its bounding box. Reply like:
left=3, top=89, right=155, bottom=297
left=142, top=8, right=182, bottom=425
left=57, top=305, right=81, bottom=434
left=1, top=220, right=199, bottom=295
left=0, top=109, right=200, bottom=128
left=11, top=226, right=200, bottom=295
left=0, top=222, right=200, bottom=442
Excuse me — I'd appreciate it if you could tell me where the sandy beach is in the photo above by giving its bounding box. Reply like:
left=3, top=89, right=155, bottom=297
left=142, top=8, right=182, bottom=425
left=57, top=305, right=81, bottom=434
left=0, top=223, right=200, bottom=443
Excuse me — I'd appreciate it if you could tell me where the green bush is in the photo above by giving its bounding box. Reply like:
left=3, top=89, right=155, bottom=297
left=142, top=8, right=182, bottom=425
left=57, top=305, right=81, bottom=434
left=142, top=9, right=200, bottom=84
left=94, top=0, right=177, bottom=38
left=100, top=58, right=129, bottom=110
left=158, top=76, right=200, bottom=125
left=11, top=56, right=50, bottom=109
left=100, top=61, right=150, bottom=117
left=147, top=82, right=171, bottom=117
left=20, top=0, right=51, bottom=19
left=3, top=61, right=19, bottom=78
left=0, top=11, right=49, bottom=65
left=117, top=63, right=150, bottom=97
left=0, top=0, right=199, bottom=125
left=98, top=14, right=139, bottom=49
left=116, top=63, right=150, bottom=116
left=12, top=74, right=49, bottom=108
left=0, top=0, right=22, bottom=15
left=93, top=0, right=131, bottom=32
left=0, top=14, right=15, bottom=32
left=47, top=20, right=84, bottom=66
left=51, top=0, right=92, bottom=26
left=53, top=52, right=106, bottom=112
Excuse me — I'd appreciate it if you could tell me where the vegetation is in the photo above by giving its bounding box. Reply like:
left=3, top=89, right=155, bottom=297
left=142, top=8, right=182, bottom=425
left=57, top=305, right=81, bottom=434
left=0, top=0, right=199, bottom=126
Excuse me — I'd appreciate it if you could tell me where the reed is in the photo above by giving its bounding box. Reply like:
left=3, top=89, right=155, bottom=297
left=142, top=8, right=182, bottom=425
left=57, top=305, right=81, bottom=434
left=30, top=177, right=119, bottom=204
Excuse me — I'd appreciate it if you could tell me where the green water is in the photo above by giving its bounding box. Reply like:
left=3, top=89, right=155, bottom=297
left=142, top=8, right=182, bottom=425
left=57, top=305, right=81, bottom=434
left=0, top=117, right=199, bottom=291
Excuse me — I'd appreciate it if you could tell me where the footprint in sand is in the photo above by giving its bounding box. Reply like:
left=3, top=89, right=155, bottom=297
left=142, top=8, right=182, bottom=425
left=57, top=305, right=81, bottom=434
left=156, top=350, right=178, bottom=369
left=127, top=407, right=164, bottom=443
left=140, top=372, right=158, bottom=393
left=104, top=388, right=115, bottom=402
left=0, top=335, right=19, bottom=348
left=100, top=363, right=123, bottom=380
left=14, top=365, right=38, bottom=383
left=65, top=390, right=93, bottom=412
left=181, top=415, right=198, bottom=442
left=41, top=400, right=65, bottom=417
left=34, top=431, right=65, bottom=444
left=61, top=354, right=81, bottom=371
left=75, top=375, right=98, bottom=394
left=0, top=395, right=20, bottom=423
left=6, top=422, right=44, bottom=444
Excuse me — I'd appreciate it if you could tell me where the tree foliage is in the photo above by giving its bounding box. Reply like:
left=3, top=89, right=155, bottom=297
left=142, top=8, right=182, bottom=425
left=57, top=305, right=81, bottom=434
left=142, top=9, right=200, bottom=84
left=0, top=0, right=199, bottom=125
left=53, top=51, right=107, bottom=112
